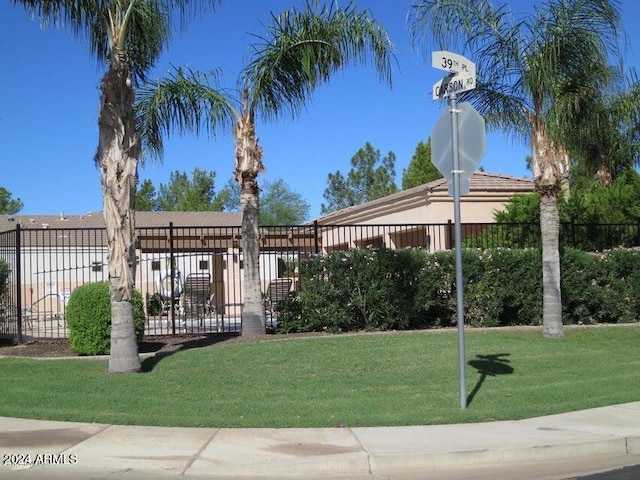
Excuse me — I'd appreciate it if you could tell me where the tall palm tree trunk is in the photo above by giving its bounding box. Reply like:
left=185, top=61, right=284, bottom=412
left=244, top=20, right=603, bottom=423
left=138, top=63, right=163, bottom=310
left=99, top=50, right=142, bottom=372
left=540, top=190, right=563, bottom=338
left=235, top=113, right=266, bottom=337
left=533, top=132, right=566, bottom=339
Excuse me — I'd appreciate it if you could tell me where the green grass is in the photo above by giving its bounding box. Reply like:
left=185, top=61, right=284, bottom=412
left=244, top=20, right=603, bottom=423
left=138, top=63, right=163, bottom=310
left=1, top=326, right=639, bottom=428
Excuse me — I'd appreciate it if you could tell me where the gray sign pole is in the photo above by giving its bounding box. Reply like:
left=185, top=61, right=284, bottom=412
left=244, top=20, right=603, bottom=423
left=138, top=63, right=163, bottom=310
left=449, top=92, right=467, bottom=410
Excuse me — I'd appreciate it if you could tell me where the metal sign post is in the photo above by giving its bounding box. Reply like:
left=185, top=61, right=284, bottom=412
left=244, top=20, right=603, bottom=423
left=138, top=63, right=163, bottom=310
left=430, top=51, right=485, bottom=410
left=448, top=92, right=467, bottom=410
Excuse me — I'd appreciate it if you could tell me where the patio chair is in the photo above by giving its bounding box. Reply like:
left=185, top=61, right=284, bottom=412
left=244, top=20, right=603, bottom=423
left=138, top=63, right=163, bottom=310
left=154, top=269, right=183, bottom=318
left=263, top=278, right=293, bottom=318
left=181, top=273, right=215, bottom=331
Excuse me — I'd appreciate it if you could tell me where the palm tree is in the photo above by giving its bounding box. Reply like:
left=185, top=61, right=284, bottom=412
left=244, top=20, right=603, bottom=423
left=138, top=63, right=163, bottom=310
left=137, top=1, right=393, bottom=337
left=562, top=68, right=640, bottom=187
left=14, top=0, right=219, bottom=372
left=409, top=0, right=623, bottom=338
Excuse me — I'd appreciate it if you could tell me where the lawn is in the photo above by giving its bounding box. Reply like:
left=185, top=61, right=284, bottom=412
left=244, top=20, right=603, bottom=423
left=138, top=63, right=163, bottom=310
left=1, top=325, right=639, bottom=428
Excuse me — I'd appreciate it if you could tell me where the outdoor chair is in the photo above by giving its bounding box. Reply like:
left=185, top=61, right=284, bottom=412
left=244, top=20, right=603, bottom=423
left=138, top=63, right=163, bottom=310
left=181, top=273, right=215, bottom=331
left=154, top=270, right=183, bottom=319
left=263, top=278, right=293, bottom=319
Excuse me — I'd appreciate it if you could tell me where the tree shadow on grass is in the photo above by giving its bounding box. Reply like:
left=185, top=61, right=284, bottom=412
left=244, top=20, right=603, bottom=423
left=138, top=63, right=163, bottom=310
left=467, top=353, right=514, bottom=406
left=141, top=333, right=240, bottom=372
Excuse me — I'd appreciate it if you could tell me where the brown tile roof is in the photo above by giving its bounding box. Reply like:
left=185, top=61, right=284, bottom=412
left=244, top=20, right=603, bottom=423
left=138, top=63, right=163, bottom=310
left=0, top=211, right=242, bottom=233
left=427, top=172, right=534, bottom=192
left=315, top=171, right=534, bottom=223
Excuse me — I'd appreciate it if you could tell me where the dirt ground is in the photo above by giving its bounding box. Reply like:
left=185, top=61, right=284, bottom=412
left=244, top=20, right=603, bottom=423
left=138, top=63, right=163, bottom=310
left=0, top=331, right=331, bottom=358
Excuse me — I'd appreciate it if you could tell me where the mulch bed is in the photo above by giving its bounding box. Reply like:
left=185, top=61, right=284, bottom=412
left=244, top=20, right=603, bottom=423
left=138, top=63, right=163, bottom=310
left=0, top=331, right=332, bottom=358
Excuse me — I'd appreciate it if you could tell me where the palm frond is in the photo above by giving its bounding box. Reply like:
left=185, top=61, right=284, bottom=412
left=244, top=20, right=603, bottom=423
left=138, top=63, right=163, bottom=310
left=242, top=1, right=394, bottom=121
left=136, top=67, right=238, bottom=162
left=410, top=0, right=624, bottom=152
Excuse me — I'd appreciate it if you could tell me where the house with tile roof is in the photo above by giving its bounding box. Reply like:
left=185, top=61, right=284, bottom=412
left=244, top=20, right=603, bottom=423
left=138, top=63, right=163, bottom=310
left=313, top=172, right=534, bottom=252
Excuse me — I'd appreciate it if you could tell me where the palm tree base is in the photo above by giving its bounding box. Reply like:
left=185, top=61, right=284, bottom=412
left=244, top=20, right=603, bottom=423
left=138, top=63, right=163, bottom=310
left=542, top=328, right=565, bottom=339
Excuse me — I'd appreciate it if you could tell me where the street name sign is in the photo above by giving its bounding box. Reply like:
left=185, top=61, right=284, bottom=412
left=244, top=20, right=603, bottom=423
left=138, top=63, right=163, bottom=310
left=432, top=51, right=476, bottom=76
left=431, top=51, right=476, bottom=100
left=432, top=72, right=476, bottom=100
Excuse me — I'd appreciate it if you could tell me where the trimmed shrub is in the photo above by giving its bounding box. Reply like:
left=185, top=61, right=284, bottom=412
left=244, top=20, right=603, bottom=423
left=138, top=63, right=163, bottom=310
left=66, top=282, right=145, bottom=355
left=277, top=248, right=428, bottom=333
left=465, top=248, right=542, bottom=327
left=415, top=248, right=542, bottom=328
left=562, top=247, right=640, bottom=324
left=277, top=245, right=639, bottom=334
left=413, top=250, right=456, bottom=328
left=145, top=292, right=161, bottom=316
left=0, top=259, right=9, bottom=298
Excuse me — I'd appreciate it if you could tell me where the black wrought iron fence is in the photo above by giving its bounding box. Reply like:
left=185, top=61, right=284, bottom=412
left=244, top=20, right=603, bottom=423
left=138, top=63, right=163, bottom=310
left=1, top=220, right=638, bottom=343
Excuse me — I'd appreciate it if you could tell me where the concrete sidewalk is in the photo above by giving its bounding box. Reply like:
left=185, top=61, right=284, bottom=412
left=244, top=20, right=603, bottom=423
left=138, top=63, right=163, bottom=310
left=1, top=402, right=639, bottom=479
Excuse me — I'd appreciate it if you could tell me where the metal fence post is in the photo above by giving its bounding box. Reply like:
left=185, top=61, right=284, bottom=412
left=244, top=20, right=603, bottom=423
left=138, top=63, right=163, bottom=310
left=313, top=220, right=319, bottom=255
left=169, top=222, right=176, bottom=335
left=15, top=224, right=23, bottom=344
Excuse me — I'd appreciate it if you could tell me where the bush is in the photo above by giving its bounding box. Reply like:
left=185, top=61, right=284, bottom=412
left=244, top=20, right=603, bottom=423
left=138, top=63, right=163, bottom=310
left=414, top=248, right=542, bottom=328
left=0, top=259, right=9, bottom=298
left=413, top=251, right=456, bottom=328
left=465, top=248, right=542, bottom=327
left=66, top=282, right=145, bottom=355
left=276, top=248, right=428, bottom=333
left=562, top=248, right=640, bottom=324
left=277, top=246, right=640, bottom=334
left=145, top=292, right=161, bottom=316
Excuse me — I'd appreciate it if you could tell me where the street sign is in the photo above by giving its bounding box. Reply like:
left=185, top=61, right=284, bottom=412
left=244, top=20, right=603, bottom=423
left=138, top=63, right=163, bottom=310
left=430, top=51, right=482, bottom=412
left=432, top=72, right=476, bottom=100
left=431, top=101, right=486, bottom=188
left=432, top=51, right=476, bottom=76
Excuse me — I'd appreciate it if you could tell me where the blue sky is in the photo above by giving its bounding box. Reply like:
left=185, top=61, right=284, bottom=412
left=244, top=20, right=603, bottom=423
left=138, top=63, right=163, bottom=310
left=1, top=1, right=638, bottom=219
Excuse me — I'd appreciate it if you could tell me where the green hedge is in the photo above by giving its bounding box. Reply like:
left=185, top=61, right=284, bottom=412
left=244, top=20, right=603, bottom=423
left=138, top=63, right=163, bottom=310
left=277, top=249, right=426, bottom=333
left=0, top=259, right=9, bottom=298
left=66, top=282, right=146, bottom=355
left=562, top=248, right=640, bottom=324
left=276, top=247, right=640, bottom=333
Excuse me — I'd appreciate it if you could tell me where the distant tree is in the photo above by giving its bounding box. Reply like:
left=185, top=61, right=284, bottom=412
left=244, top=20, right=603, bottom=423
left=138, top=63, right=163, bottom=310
left=496, top=170, right=640, bottom=226
left=135, top=180, right=157, bottom=211
left=156, top=168, right=223, bottom=211
left=321, top=142, right=398, bottom=214
left=260, top=179, right=310, bottom=225
left=0, top=187, right=23, bottom=214
left=137, top=169, right=230, bottom=212
left=216, top=178, right=240, bottom=212
left=561, top=170, right=640, bottom=224
left=563, top=70, right=640, bottom=187
left=495, top=193, right=540, bottom=224
left=138, top=173, right=308, bottom=223
left=402, top=140, right=442, bottom=189
left=215, top=178, right=309, bottom=225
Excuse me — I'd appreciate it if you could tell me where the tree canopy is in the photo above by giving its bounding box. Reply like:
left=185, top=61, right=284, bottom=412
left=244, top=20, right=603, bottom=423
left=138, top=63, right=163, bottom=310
left=260, top=179, right=310, bottom=225
left=136, top=172, right=309, bottom=224
left=0, top=187, right=23, bottom=215
left=499, top=170, right=640, bottom=226
left=401, top=140, right=442, bottom=189
left=136, top=168, right=227, bottom=212
left=321, top=142, right=398, bottom=214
